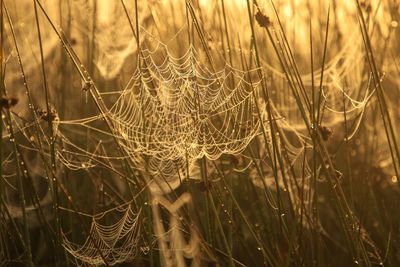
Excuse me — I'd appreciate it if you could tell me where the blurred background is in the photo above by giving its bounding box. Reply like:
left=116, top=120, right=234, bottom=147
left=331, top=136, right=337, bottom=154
left=0, top=0, right=399, bottom=266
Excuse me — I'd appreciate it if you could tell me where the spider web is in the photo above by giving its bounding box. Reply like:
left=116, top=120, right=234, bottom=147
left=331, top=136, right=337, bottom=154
left=257, top=30, right=373, bottom=135
left=56, top=37, right=262, bottom=194
left=62, top=203, right=141, bottom=266
left=1, top=1, right=398, bottom=266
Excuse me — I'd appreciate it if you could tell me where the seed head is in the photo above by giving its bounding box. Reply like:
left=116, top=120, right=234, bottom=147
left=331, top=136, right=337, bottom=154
left=37, top=107, right=58, bottom=123
left=359, top=0, right=372, bottom=13
left=255, top=11, right=271, bottom=28
left=318, top=125, right=333, bottom=141
left=196, top=180, right=212, bottom=192
left=0, top=96, right=18, bottom=109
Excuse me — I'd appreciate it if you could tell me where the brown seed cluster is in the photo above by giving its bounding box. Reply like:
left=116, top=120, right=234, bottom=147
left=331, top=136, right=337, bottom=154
left=255, top=11, right=271, bottom=28
left=318, top=125, right=333, bottom=141
left=359, top=0, right=372, bottom=13
left=0, top=97, right=18, bottom=109
left=37, top=108, right=58, bottom=123
left=196, top=180, right=212, bottom=192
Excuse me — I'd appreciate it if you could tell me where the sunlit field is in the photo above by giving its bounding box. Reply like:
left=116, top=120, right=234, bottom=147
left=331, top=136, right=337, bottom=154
left=0, top=0, right=399, bottom=266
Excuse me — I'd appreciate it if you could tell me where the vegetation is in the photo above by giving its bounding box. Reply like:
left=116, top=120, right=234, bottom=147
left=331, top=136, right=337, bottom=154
left=0, top=0, right=399, bottom=266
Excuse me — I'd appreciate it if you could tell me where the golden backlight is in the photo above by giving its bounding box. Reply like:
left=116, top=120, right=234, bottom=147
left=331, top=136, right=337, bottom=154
left=0, top=0, right=399, bottom=266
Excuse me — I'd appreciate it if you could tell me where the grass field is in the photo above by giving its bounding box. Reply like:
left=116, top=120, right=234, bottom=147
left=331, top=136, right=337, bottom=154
left=0, top=0, right=399, bottom=266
